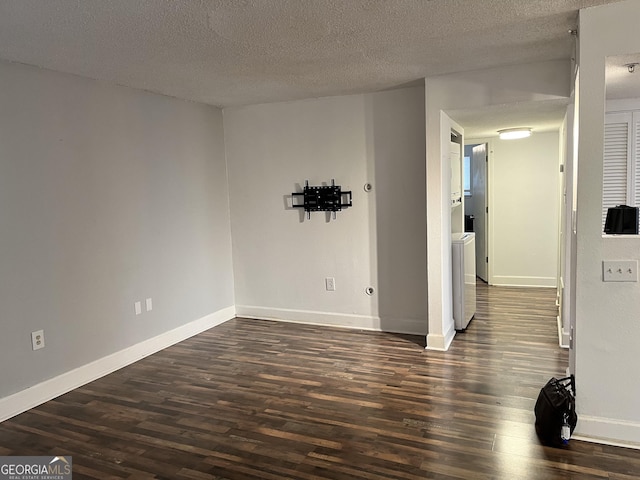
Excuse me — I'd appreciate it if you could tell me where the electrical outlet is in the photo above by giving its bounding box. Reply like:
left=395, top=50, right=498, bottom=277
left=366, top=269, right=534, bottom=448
left=325, top=277, right=336, bottom=291
left=145, top=298, right=153, bottom=312
left=31, top=330, right=45, bottom=350
left=603, top=260, right=638, bottom=282
left=134, top=301, right=142, bottom=315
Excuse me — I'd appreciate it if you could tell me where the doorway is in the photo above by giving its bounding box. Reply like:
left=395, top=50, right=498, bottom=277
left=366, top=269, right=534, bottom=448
left=462, top=133, right=562, bottom=289
left=464, top=143, right=488, bottom=282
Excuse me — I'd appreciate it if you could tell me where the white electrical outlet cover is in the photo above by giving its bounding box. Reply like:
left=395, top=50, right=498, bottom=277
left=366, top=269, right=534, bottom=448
left=145, top=298, right=153, bottom=311
left=135, top=301, right=142, bottom=315
left=31, top=330, right=45, bottom=350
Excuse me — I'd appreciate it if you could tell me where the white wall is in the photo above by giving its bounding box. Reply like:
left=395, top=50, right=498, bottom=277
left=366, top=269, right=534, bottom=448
left=425, top=60, right=571, bottom=350
left=224, top=87, right=427, bottom=334
left=559, top=104, right=575, bottom=348
left=0, top=61, right=235, bottom=401
left=573, top=0, right=640, bottom=445
left=489, top=131, right=560, bottom=287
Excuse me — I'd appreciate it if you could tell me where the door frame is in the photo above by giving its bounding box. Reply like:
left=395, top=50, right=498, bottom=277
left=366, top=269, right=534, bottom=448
left=466, top=140, right=491, bottom=284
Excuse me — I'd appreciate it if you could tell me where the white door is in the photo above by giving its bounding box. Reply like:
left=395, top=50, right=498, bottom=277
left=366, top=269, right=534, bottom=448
left=472, top=143, right=488, bottom=282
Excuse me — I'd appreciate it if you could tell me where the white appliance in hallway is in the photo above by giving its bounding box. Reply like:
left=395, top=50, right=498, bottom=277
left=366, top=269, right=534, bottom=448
left=452, top=232, right=476, bottom=330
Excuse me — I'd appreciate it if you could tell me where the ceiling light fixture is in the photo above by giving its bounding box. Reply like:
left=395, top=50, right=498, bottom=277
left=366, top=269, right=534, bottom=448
left=624, top=62, right=639, bottom=73
left=498, top=128, right=532, bottom=140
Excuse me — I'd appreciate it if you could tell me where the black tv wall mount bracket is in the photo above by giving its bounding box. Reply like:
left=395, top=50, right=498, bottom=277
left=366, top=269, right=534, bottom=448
left=292, top=179, right=353, bottom=219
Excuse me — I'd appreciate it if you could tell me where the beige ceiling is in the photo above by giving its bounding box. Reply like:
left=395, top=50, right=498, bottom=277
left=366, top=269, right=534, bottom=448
left=0, top=0, right=622, bottom=108
left=450, top=99, right=570, bottom=139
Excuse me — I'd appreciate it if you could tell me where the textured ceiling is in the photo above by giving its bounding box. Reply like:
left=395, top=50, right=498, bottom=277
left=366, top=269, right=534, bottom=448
left=0, top=0, right=622, bottom=108
left=449, top=99, right=570, bottom=139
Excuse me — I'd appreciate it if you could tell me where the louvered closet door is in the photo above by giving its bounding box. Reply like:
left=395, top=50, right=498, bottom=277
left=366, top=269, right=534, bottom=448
left=603, top=112, right=632, bottom=228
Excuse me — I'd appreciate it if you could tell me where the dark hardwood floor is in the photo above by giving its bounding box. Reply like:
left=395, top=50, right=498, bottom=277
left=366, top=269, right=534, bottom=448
left=1, top=282, right=639, bottom=479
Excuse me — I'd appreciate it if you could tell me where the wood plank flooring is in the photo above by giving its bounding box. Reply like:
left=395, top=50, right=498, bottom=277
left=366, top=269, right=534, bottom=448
left=1, top=282, right=639, bottom=479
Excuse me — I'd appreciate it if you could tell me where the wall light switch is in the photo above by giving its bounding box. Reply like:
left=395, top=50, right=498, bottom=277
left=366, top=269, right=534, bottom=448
left=145, top=298, right=153, bottom=312
left=325, top=277, right=336, bottom=291
left=31, top=330, right=45, bottom=350
left=134, top=301, right=142, bottom=315
left=603, top=260, right=638, bottom=282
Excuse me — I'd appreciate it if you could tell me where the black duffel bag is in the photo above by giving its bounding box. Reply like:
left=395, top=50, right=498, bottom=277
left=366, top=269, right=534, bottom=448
left=534, top=375, right=577, bottom=447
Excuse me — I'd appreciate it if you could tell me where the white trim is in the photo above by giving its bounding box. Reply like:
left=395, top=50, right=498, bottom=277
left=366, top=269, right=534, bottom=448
left=426, top=323, right=456, bottom=351
left=490, top=275, right=557, bottom=288
left=0, top=306, right=236, bottom=423
left=557, top=315, right=570, bottom=348
left=573, top=415, right=640, bottom=450
left=235, top=305, right=426, bottom=335
left=601, top=234, right=640, bottom=239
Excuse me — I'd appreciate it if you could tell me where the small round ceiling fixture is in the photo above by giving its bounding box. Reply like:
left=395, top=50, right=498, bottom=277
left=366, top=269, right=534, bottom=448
left=624, top=62, right=639, bottom=73
left=498, top=128, right=532, bottom=140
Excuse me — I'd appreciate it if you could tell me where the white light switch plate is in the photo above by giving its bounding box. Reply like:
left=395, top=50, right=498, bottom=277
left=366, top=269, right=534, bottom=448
left=325, top=277, right=336, bottom=291
left=145, top=298, right=153, bottom=311
left=603, top=260, right=638, bottom=282
left=134, top=301, right=142, bottom=315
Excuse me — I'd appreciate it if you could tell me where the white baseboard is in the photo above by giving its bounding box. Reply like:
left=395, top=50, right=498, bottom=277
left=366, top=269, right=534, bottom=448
left=426, top=323, right=456, bottom=351
left=491, top=275, right=557, bottom=288
left=0, top=306, right=236, bottom=423
left=235, top=305, right=427, bottom=335
left=557, top=315, right=570, bottom=348
left=573, top=415, right=640, bottom=449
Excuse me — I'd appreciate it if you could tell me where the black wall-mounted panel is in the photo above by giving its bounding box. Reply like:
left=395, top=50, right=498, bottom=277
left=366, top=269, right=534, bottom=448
left=292, top=180, right=352, bottom=219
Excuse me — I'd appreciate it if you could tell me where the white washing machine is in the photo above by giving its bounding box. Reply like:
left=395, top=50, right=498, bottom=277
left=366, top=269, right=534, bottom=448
left=452, top=232, right=476, bottom=330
